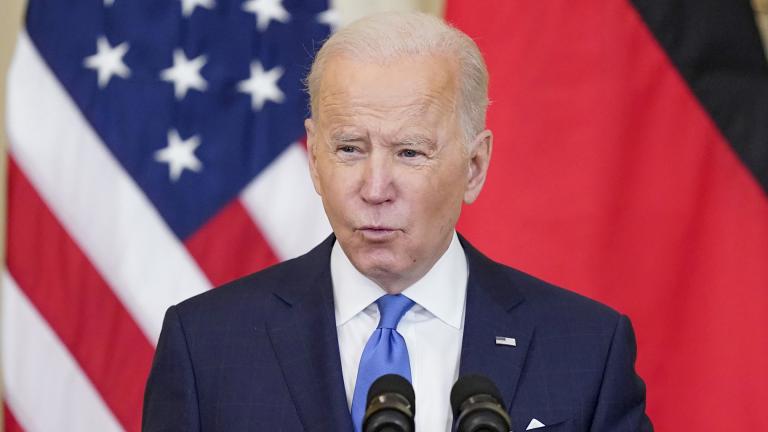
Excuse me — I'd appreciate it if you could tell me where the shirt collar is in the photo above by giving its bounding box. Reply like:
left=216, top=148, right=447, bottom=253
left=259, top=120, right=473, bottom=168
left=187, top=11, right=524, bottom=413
left=331, top=232, right=468, bottom=329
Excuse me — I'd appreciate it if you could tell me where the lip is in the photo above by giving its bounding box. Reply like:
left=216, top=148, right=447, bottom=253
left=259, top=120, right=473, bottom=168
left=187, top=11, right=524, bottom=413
left=357, top=226, right=400, bottom=241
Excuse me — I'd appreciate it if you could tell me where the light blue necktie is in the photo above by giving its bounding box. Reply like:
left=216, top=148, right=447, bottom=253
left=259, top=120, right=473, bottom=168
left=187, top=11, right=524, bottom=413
left=350, top=294, right=415, bottom=431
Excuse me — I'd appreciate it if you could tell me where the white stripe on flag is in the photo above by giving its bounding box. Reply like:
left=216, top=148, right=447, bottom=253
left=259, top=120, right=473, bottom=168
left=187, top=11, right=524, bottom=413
left=2, top=272, right=123, bottom=432
left=6, top=31, right=211, bottom=344
left=240, top=142, right=332, bottom=260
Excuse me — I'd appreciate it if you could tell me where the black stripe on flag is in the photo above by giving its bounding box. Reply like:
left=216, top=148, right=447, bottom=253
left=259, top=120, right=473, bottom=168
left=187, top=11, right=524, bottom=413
left=630, top=0, right=768, bottom=194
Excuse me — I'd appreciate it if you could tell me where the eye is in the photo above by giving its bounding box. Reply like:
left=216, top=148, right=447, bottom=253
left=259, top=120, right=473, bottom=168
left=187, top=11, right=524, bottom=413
left=338, top=145, right=358, bottom=153
left=399, top=149, right=422, bottom=158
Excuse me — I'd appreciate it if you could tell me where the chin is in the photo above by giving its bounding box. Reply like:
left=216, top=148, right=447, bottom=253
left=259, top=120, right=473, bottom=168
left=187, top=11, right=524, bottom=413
left=352, top=248, right=405, bottom=277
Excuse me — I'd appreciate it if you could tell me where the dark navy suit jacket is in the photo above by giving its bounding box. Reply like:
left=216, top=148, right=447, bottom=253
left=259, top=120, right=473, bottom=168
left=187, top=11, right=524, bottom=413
left=143, top=235, right=652, bottom=431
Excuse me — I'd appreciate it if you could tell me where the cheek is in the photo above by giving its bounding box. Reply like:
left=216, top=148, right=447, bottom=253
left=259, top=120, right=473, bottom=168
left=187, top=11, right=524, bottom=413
left=319, top=169, right=359, bottom=219
left=426, top=192, right=463, bottom=228
left=409, top=170, right=465, bottom=226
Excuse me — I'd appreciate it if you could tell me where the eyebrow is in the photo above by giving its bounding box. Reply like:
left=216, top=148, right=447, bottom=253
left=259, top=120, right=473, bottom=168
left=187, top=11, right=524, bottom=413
left=397, top=135, right=435, bottom=148
left=330, top=132, right=365, bottom=143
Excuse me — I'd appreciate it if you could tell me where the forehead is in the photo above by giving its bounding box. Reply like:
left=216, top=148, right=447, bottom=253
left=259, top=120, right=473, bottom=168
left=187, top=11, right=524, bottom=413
left=315, top=53, right=459, bottom=123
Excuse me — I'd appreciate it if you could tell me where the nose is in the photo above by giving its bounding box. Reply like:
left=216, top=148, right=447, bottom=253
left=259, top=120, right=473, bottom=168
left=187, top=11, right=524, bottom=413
left=360, top=151, right=395, bottom=205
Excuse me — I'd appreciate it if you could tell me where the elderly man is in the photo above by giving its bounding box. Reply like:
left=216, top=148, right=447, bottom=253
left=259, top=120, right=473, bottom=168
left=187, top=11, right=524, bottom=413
left=143, top=12, right=651, bottom=432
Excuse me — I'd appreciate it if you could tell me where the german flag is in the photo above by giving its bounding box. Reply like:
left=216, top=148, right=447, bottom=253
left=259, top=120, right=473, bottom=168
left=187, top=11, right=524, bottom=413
left=449, top=1, right=768, bottom=429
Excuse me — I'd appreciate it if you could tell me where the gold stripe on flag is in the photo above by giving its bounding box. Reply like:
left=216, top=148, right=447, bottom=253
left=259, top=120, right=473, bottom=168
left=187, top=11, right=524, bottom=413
left=754, top=0, right=768, bottom=60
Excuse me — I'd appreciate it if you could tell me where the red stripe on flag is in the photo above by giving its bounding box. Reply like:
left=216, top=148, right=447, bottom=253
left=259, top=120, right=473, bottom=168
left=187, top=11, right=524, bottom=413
left=4, top=403, right=24, bottom=432
left=448, top=0, right=768, bottom=429
left=6, top=158, right=155, bottom=432
left=185, top=198, right=278, bottom=287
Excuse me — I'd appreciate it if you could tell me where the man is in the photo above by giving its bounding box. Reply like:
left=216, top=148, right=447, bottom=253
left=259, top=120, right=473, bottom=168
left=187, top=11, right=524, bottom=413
left=143, top=12, right=651, bottom=432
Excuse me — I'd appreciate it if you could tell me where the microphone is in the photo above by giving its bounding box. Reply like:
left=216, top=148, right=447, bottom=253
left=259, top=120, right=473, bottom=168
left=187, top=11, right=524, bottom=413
left=450, top=374, right=511, bottom=432
left=363, top=374, right=416, bottom=432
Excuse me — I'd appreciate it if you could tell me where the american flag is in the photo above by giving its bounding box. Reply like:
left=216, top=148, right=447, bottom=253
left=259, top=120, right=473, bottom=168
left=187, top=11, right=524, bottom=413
left=5, top=0, right=768, bottom=431
left=4, top=0, right=333, bottom=430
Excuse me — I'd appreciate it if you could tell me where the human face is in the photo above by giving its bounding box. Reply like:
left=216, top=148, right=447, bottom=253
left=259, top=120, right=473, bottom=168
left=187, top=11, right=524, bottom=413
left=306, top=54, right=492, bottom=293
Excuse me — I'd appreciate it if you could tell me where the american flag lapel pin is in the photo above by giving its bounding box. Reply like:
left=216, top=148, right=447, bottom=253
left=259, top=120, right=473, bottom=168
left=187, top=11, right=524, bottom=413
left=495, top=336, right=517, bottom=347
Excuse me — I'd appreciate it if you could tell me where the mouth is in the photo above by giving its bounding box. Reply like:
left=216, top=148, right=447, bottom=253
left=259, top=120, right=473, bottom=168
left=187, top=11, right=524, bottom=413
left=357, top=226, right=401, bottom=241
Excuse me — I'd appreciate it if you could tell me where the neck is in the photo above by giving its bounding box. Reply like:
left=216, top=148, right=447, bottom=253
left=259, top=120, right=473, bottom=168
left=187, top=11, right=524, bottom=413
left=362, top=236, right=454, bottom=294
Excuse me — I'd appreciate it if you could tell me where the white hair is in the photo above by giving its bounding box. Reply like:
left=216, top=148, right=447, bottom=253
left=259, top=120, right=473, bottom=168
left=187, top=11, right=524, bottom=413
left=306, top=12, right=489, bottom=145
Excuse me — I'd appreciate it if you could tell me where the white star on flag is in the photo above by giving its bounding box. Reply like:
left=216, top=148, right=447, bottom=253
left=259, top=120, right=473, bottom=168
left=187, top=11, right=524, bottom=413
left=242, top=0, right=290, bottom=32
left=160, top=49, right=208, bottom=100
left=180, top=0, right=215, bottom=17
left=83, top=36, right=131, bottom=89
left=237, top=61, right=285, bottom=110
left=104, top=0, right=115, bottom=6
left=317, top=8, right=340, bottom=32
left=154, top=129, right=203, bottom=182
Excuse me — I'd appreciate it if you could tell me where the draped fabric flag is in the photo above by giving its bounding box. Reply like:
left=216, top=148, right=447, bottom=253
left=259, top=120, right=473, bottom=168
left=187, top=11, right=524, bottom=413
left=3, top=0, right=333, bottom=430
left=448, top=0, right=768, bottom=430
left=5, top=0, right=768, bottom=430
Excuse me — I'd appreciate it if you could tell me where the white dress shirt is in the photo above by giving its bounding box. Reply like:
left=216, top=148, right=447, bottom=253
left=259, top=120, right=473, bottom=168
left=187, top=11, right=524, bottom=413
left=332, top=232, right=468, bottom=431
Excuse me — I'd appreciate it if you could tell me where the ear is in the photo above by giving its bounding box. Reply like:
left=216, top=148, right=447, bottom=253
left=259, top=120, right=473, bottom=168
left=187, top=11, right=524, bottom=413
left=305, top=118, right=323, bottom=196
left=463, top=129, right=493, bottom=204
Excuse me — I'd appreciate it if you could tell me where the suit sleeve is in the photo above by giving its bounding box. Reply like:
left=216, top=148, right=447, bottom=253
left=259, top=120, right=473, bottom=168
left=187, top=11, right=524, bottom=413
left=590, top=314, right=653, bottom=431
left=142, top=306, right=201, bottom=432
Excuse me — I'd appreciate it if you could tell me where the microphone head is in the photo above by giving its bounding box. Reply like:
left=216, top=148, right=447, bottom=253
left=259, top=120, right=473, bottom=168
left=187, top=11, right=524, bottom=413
left=364, top=374, right=416, bottom=432
left=450, top=374, right=504, bottom=417
left=367, top=374, right=415, bottom=408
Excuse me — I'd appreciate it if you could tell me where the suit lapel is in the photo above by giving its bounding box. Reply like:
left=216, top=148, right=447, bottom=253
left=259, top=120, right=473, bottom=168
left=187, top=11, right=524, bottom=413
left=264, top=234, right=534, bottom=429
left=265, top=236, right=354, bottom=432
left=458, top=236, right=535, bottom=412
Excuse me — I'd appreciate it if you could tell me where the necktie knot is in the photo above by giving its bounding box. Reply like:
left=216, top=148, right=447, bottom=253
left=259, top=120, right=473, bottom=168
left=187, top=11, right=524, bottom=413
left=376, top=294, right=414, bottom=330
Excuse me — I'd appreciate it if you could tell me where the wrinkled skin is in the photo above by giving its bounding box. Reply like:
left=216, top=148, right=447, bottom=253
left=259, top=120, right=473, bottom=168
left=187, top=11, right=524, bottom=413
left=306, top=53, right=492, bottom=293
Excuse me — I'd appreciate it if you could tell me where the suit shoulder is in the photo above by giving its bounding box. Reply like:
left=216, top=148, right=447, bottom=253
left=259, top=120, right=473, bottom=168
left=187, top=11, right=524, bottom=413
left=172, top=237, right=333, bottom=320
left=494, top=261, right=623, bottom=331
left=460, top=235, right=621, bottom=326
